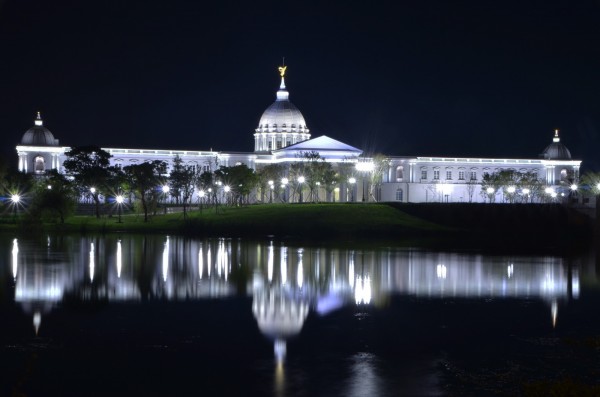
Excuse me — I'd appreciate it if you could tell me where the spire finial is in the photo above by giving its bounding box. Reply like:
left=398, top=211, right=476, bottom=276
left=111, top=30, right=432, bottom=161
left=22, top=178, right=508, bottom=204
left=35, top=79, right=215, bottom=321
left=553, top=129, right=560, bottom=142
left=35, top=111, right=43, bottom=126
left=278, top=63, right=287, bottom=90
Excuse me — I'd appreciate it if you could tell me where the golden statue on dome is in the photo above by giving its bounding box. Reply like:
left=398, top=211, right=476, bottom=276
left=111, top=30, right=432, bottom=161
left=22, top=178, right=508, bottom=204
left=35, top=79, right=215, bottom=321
left=278, top=66, right=287, bottom=77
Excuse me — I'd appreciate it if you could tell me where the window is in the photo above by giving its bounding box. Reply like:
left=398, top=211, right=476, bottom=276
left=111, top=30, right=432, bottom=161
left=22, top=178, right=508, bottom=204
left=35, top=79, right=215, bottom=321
left=446, top=170, right=452, bottom=180
left=395, top=188, right=403, bottom=201
left=560, top=169, right=568, bottom=181
left=458, top=171, right=465, bottom=180
left=268, top=141, right=272, bottom=150
left=470, top=171, right=477, bottom=180
left=276, top=141, right=282, bottom=149
left=433, top=170, right=440, bottom=180
left=421, top=170, right=427, bottom=180
left=396, top=166, right=404, bottom=181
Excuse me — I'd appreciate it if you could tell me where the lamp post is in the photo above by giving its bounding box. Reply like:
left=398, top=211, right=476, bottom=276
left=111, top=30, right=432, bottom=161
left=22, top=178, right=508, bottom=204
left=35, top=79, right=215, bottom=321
left=162, top=185, right=170, bottom=214
left=268, top=180, right=274, bottom=203
left=281, top=178, right=289, bottom=203
left=224, top=185, right=231, bottom=206
left=115, top=194, right=124, bottom=223
left=486, top=187, right=495, bottom=203
left=11, top=194, right=20, bottom=222
left=297, top=176, right=305, bottom=203
left=348, top=177, right=356, bottom=202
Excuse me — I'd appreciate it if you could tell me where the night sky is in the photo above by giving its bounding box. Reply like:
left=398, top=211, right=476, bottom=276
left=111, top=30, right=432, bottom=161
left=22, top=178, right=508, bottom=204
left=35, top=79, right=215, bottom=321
left=1, top=1, right=600, bottom=170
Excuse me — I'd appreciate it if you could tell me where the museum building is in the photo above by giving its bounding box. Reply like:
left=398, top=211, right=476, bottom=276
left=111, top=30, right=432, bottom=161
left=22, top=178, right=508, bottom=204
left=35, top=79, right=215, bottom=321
left=15, top=68, right=582, bottom=204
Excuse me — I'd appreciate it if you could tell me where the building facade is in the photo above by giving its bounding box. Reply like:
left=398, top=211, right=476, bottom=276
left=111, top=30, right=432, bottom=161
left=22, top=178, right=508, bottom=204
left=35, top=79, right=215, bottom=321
left=15, top=68, right=582, bottom=204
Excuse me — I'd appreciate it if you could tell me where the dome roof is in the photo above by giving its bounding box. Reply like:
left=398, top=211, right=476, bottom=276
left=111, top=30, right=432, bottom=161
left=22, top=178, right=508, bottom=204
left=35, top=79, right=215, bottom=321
left=542, top=130, right=571, bottom=160
left=20, top=113, right=59, bottom=146
left=256, top=78, right=309, bottom=134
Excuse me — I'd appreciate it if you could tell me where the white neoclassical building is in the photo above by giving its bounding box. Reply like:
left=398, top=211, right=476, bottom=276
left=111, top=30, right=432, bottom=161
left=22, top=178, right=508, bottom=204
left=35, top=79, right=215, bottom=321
left=15, top=67, right=582, bottom=204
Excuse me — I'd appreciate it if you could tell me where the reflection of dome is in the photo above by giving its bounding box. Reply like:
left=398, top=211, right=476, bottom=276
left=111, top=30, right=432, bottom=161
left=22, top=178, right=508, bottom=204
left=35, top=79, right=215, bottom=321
left=256, top=78, right=309, bottom=134
left=20, top=112, right=59, bottom=146
left=542, top=130, right=571, bottom=160
left=252, top=287, right=309, bottom=340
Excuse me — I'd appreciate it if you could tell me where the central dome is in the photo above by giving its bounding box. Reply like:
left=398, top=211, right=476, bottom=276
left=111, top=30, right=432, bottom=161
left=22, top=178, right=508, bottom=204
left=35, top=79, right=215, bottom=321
left=254, top=68, right=311, bottom=152
left=256, top=81, right=308, bottom=134
left=20, top=113, right=59, bottom=146
left=542, top=130, right=571, bottom=160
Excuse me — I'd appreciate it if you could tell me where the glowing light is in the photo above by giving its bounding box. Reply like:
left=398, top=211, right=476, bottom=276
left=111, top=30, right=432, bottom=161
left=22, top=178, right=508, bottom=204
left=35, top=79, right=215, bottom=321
left=47, top=185, right=52, bottom=190
left=224, top=185, right=231, bottom=193
left=11, top=194, right=20, bottom=203
left=268, top=180, right=274, bottom=186
left=507, top=186, right=516, bottom=194
left=116, top=195, right=124, bottom=204
left=551, top=192, right=557, bottom=198
left=355, top=161, right=375, bottom=172
left=570, top=184, right=578, bottom=191
left=199, top=190, right=205, bottom=198
left=355, top=276, right=372, bottom=305
left=348, top=177, right=356, bottom=184
left=522, top=188, right=530, bottom=195
left=90, top=187, right=96, bottom=194
left=597, top=183, right=600, bottom=191
left=297, top=176, right=305, bottom=184
left=281, top=178, right=289, bottom=185
left=162, top=185, right=169, bottom=193
left=545, top=187, right=554, bottom=195
left=507, top=264, right=514, bottom=278
left=486, top=187, right=494, bottom=194
left=316, top=181, right=321, bottom=186
left=33, top=312, right=42, bottom=335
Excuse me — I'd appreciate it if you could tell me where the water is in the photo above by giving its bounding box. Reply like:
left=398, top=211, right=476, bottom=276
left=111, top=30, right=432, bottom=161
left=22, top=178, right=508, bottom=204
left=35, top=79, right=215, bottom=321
left=0, top=234, right=599, bottom=396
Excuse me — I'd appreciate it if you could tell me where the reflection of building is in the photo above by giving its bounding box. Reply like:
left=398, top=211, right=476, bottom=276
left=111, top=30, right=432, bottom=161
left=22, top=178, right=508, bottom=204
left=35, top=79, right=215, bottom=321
left=14, top=67, right=582, bottom=203
left=9, top=236, right=586, bottom=341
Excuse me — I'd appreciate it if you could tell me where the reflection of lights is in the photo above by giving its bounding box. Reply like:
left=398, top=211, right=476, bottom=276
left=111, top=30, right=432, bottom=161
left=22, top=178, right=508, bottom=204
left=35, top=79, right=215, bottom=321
left=275, top=339, right=286, bottom=365
left=551, top=300, right=558, bottom=328
left=207, top=247, right=212, bottom=277
left=116, top=240, right=122, bottom=278
left=12, top=238, right=18, bottom=279
left=297, top=249, right=304, bottom=288
left=349, top=252, right=355, bottom=286
left=436, top=264, right=447, bottom=279
left=355, top=276, right=372, bottom=305
left=280, top=247, right=288, bottom=285
left=572, top=269, right=580, bottom=299
left=33, top=312, right=41, bottom=335
left=162, top=236, right=169, bottom=282
left=507, top=264, right=513, bottom=278
left=199, top=247, right=204, bottom=279
left=90, top=242, right=95, bottom=282
left=268, top=243, right=274, bottom=282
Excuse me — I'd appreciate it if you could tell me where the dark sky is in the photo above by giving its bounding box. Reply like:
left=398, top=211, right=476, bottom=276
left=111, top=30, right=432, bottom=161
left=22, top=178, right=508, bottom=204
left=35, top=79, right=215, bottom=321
left=2, top=0, right=600, bottom=170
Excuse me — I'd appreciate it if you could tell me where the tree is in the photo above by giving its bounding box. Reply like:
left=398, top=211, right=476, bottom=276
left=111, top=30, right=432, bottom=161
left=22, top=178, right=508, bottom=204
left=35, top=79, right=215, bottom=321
left=29, top=170, right=77, bottom=223
left=168, top=155, right=196, bottom=218
left=368, top=155, right=389, bottom=202
left=301, top=152, right=332, bottom=202
left=256, top=164, right=286, bottom=202
left=63, top=146, right=112, bottom=218
left=123, top=161, right=167, bottom=222
left=215, top=164, right=257, bottom=206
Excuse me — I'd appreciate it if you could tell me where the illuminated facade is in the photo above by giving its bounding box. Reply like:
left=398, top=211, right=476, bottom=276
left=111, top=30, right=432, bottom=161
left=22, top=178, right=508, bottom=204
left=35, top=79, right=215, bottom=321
left=15, top=68, right=582, bottom=204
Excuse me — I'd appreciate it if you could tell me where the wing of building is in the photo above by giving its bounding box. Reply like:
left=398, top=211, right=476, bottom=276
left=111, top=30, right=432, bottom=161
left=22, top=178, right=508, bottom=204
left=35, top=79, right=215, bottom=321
left=15, top=68, right=582, bottom=205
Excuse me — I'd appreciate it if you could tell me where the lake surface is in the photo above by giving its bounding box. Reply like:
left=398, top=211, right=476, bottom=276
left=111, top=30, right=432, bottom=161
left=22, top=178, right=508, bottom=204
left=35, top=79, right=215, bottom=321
left=1, top=234, right=599, bottom=396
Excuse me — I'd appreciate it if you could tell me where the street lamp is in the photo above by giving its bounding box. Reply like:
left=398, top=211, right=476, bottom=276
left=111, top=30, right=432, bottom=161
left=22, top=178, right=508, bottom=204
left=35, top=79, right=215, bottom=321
left=10, top=194, right=20, bottom=221
left=162, top=185, right=170, bottom=214
left=297, top=176, right=305, bottom=203
left=281, top=177, right=289, bottom=202
left=348, top=177, right=356, bottom=202
left=268, top=180, right=274, bottom=203
left=115, top=194, right=124, bottom=223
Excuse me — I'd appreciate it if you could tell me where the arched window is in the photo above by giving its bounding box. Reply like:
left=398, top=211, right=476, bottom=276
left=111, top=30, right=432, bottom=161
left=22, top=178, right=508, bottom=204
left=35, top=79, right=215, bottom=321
left=395, top=188, right=403, bottom=201
left=560, top=169, right=568, bottom=180
left=34, top=156, right=45, bottom=173
left=396, top=166, right=404, bottom=181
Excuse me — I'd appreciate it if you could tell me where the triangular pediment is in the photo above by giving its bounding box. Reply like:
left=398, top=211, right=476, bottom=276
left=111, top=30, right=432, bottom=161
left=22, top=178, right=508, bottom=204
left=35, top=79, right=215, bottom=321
left=274, top=135, right=362, bottom=153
